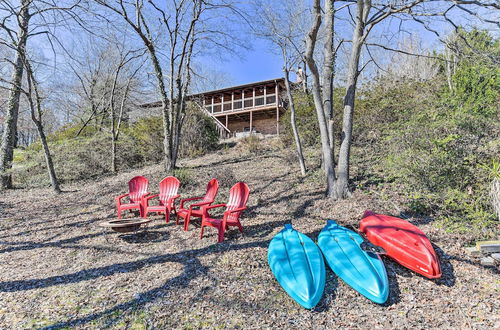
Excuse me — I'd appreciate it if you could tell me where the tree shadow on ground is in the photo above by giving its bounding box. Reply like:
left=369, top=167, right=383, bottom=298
left=0, top=231, right=109, bottom=254
left=382, top=258, right=402, bottom=306
left=118, top=230, right=171, bottom=244
left=441, top=248, right=499, bottom=275
left=433, top=244, right=456, bottom=287
left=38, top=239, right=271, bottom=329
left=0, top=213, right=112, bottom=240
left=185, top=153, right=285, bottom=171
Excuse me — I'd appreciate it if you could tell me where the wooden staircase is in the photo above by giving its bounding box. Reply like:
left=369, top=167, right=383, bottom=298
left=195, top=102, right=231, bottom=138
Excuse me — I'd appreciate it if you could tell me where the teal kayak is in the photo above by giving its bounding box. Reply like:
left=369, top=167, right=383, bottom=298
left=268, top=224, right=325, bottom=309
left=317, top=220, right=389, bottom=304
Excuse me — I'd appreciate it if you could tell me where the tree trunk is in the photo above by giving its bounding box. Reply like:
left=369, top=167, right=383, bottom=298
left=0, top=1, right=30, bottom=189
left=34, top=120, right=61, bottom=193
left=335, top=0, right=367, bottom=198
left=305, top=0, right=338, bottom=199
left=322, top=0, right=336, bottom=163
left=145, top=45, right=172, bottom=172
left=25, top=58, right=60, bottom=194
left=111, top=136, right=117, bottom=173
left=302, top=60, right=308, bottom=93
left=284, top=68, right=306, bottom=176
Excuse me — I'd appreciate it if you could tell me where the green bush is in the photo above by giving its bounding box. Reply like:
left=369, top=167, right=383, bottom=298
left=280, top=88, right=320, bottom=147
left=237, top=135, right=263, bottom=154
left=13, top=102, right=220, bottom=187
left=355, top=69, right=498, bottom=234
left=179, top=103, right=219, bottom=158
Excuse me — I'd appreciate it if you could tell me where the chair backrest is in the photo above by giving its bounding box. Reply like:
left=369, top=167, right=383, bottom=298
left=227, top=182, right=250, bottom=211
left=158, top=176, right=180, bottom=203
left=128, top=176, right=149, bottom=202
left=202, top=178, right=219, bottom=203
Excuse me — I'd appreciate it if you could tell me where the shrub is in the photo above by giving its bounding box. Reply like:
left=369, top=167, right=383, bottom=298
left=237, top=135, right=263, bottom=154
left=280, top=88, right=319, bottom=147
left=357, top=72, right=498, bottom=234
left=13, top=102, right=220, bottom=187
left=179, top=103, right=219, bottom=158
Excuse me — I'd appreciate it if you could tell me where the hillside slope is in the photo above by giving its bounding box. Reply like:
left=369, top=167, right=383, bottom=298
left=0, top=141, right=498, bottom=328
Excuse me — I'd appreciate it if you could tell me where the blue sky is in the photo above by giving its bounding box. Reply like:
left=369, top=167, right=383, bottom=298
left=210, top=39, right=284, bottom=86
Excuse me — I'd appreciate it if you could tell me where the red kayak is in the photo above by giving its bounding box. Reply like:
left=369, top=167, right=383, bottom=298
left=359, top=210, right=441, bottom=279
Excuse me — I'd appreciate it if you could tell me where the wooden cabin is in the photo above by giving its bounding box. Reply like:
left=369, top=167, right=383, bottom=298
left=135, top=78, right=286, bottom=139
left=197, top=78, right=285, bottom=138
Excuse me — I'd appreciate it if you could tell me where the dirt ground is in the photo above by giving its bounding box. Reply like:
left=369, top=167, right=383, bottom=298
left=0, top=142, right=498, bottom=329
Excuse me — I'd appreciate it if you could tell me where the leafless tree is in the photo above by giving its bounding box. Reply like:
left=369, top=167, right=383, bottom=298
left=322, top=0, right=337, bottom=161
left=95, top=0, right=245, bottom=172
left=305, top=0, right=339, bottom=198
left=303, top=0, right=499, bottom=199
left=0, top=0, right=82, bottom=189
left=252, top=0, right=307, bottom=176
left=108, top=49, right=145, bottom=173
left=23, top=57, right=60, bottom=193
left=0, top=0, right=31, bottom=189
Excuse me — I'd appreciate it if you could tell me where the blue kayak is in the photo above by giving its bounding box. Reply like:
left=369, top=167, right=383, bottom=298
left=317, top=220, right=389, bottom=304
left=268, top=224, right=325, bottom=309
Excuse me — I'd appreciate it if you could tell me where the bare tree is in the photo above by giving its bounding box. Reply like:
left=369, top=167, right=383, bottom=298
left=322, top=0, right=337, bottom=160
left=0, top=0, right=30, bottom=189
left=95, top=0, right=243, bottom=172
left=253, top=0, right=307, bottom=176
left=305, top=0, right=338, bottom=198
left=0, top=0, right=82, bottom=189
left=302, top=0, right=497, bottom=199
left=23, top=57, right=60, bottom=193
left=108, top=49, right=144, bottom=173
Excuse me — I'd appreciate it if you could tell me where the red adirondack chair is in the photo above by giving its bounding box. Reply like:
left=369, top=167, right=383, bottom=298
left=176, top=178, right=219, bottom=231
left=116, top=176, right=149, bottom=218
left=144, top=176, right=181, bottom=223
left=200, top=182, right=250, bottom=243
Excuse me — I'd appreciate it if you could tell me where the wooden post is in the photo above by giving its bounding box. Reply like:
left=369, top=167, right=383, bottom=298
left=264, top=85, right=267, bottom=105
left=226, top=114, right=228, bottom=128
left=250, top=110, right=253, bottom=134
left=275, top=83, right=279, bottom=105
left=211, top=96, right=214, bottom=114
left=275, top=83, right=280, bottom=135
left=221, top=94, right=224, bottom=112
left=242, top=89, right=245, bottom=109
left=276, top=107, right=280, bottom=136
left=252, top=87, right=255, bottom=107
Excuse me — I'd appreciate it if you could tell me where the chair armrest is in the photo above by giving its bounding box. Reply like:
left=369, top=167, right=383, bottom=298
left=180, top=196, right=203, bottom=209
left=226, top=207, right=247, bottom=214
left=116, top=193, right=129, bottom=202
left=202, top=204, right=226, bottom=218
left=188, top=200, right=212, bottom=210
left=204, top=203, right=227, bottom=211
left=144, top=194, right=159, bottom=201
left=166, top=194, right=181, bottom=204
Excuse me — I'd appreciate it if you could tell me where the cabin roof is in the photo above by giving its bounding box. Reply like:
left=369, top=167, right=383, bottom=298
left=140, top=77, right=284, bottom=108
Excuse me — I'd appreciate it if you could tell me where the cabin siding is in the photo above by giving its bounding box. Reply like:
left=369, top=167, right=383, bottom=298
left=225, top=116, right=279, bottom=135
left=137, top=78, right=286, bottom=138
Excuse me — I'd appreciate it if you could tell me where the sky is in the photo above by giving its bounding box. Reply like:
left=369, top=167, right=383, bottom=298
left=205, top=38, right=284, bottom=87
left=2, top=0, right=498, bottom=121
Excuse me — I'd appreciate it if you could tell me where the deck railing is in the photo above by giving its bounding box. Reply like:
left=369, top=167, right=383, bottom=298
left=205, top=94, right=278, bottom=114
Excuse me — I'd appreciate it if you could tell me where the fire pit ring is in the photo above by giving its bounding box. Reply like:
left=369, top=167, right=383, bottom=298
left=99, top=218, right=152, bottom=233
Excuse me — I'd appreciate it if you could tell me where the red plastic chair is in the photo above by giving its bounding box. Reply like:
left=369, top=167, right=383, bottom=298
left=116, top=176, right=149, bottom=218
left=176, top=178, right=219, bottom=231
left=200, top=182, right=250, bottom=243
left=144, top=176, right=181, bottom=223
